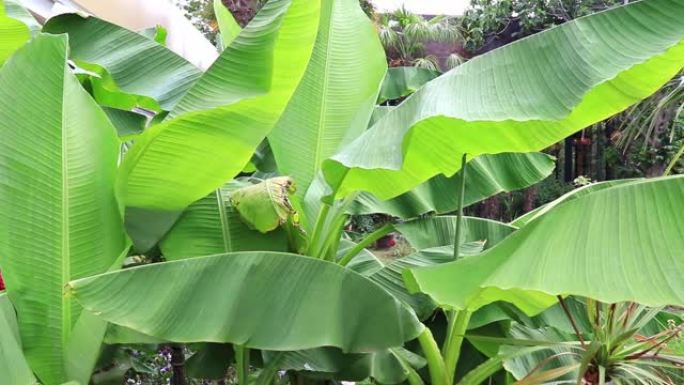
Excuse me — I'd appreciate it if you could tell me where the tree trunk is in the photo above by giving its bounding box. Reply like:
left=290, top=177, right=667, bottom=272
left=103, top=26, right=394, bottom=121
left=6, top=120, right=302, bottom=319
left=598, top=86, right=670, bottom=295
left=223, top=0, right=261, bottom=27
left=522, top=186, right=538, bottom=214
left=170, top=345, right=186, bottom=385
left=480, top=196, right=501, bottom=220
left=563, top=137, right=574, bottom=182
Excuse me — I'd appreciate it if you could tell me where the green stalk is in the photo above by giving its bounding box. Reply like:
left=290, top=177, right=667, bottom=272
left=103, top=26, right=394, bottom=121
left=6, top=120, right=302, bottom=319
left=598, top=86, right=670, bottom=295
left=443, top=310, right=472, bottom=384
left=235, top=345, right=250, bottom=385
left=338, top=223, right=394, bottom=266
left=170, top=344, right=186, bottom=385
left=441, top=154, right=471, bottom=384
left=453, top=153, right=468, bottom=259
left=307, top=203, right=331, bottom=257
left=323, top=223, right=344, bottom=261
left=418, top=328, right=448, bottom=385
left=319, top=210, right=348, bottom=261
left=456, top=357, right=503, bottom=385
left=316, top=193, right=361, bottom=260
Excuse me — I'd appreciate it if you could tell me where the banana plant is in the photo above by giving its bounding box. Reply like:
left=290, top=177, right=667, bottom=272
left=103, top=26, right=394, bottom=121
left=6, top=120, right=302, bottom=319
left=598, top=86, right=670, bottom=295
left=0, top=0, right=683, bottom=384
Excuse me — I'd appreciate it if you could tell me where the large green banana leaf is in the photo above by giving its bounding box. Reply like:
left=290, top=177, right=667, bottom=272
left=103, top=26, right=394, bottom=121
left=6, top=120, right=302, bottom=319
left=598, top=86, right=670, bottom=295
left=268, top=0, right=386, bottom=196
left=43, top=14, right=202, bottom=111
left=378, top=66, right=439, bottom=103
left=396, top=216, right=517, bottom=250
left=510, top=179, right=634, bottom=227
left=160, top=181, right=288, bottom=259
left=68, top=252, right=423, bottom=352
left=118, top=0, right=321, bottom=210
left=322, top=0, right=684, bottom=201
left=350, top=153, right=555, bottom=218
left=0, top=35, right=127, bottom=384
left=0, top=294, right=36, bottom=385
left=405, top=175, right=684, bottom=315
left=0, top=0, right=29, bottom=64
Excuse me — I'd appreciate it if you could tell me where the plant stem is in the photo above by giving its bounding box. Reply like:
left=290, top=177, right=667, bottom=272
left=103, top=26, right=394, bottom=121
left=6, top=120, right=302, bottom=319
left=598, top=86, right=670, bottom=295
left=625, top=328, right=682, bottom=360
left=170, top=345, right=186, bottom=385
left=235, top=345, right=250, bottom=385
left=418, top=328, right=449, bottom=385
left=319, top=210, right=348, bottom=261
left=338, top=223, right=394, bottom=266
left=308, top=203, right=331, bottom=257
left=453, top=153, right=468, bottom=259
left=318, top=193, right=360, bottom=259
left=664, top=143, right=683, bottom=175
left=440, top=155, right=470, bottom=384
left=557, top=295, right=586, bottom=347
left=443, top=310, right=472, bottom=384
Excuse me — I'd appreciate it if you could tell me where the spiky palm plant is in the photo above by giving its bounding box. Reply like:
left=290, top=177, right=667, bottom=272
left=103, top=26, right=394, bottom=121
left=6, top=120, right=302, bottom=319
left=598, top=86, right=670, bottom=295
left=375, top=7, right=461, bottom=70
left=499, top=299, right=684, bottom=385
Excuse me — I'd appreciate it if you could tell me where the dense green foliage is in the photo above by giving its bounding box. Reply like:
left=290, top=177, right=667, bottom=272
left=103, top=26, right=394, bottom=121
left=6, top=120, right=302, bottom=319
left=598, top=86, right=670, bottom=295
left=459, top=0, right=625, bottom=53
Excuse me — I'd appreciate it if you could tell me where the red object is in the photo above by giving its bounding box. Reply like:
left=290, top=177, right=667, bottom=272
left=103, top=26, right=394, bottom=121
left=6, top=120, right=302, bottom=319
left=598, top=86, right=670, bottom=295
left=574, top=137, right=592, bottom=146
left=0, top=270, right=4, bottom=291
left=376, top=234, right=396, bottom=249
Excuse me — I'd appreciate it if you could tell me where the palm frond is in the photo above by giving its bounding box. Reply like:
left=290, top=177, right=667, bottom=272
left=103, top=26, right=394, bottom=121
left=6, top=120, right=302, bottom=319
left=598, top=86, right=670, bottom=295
left=446, top=53, right=465, bottom=70
left=411, top=55, right=439, bottom=72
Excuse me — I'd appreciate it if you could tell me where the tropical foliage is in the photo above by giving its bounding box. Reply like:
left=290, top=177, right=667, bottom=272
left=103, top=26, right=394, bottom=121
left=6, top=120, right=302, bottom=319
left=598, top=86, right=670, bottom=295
left=0, top=0, right=682, bottom=384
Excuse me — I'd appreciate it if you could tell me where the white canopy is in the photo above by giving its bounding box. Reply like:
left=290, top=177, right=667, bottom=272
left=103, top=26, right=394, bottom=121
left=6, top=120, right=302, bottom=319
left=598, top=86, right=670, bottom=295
left=20, top=0, right=218, bottom=70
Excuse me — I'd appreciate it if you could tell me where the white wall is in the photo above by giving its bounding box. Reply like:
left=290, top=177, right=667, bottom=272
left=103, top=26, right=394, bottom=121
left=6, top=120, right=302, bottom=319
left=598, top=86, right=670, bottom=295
left=21, top=0, right=218, bottom=70
left=371, top=0, right=470, bottom=15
